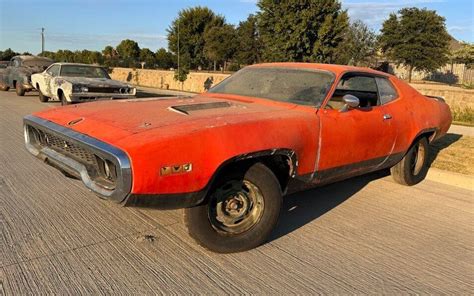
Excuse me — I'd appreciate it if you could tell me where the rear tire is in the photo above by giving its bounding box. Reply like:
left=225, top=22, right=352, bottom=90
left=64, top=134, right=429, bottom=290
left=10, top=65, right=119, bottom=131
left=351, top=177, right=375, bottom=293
left=0, top=83, right=9, bottom=91
left=184, top=163, right=282, bottom=253
left=38, top=88, right=49, bottom=102
left=391, top=137, right=429, bottom=186
left=16, top=83, right=25, bottom=96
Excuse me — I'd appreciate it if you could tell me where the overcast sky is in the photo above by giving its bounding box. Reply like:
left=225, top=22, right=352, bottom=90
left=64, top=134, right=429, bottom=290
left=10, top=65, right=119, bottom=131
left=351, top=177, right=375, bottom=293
left=0, top=0, right=472, bottom=54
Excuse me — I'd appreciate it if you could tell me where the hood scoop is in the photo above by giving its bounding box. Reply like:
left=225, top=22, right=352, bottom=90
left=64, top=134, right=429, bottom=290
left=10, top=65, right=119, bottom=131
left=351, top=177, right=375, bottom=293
left=169, top=101, right=232, bottom=115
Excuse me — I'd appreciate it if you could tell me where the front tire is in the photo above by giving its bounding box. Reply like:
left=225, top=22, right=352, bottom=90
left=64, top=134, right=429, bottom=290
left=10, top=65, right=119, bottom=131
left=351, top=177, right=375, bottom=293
left=38, top=88, right=49, bottom=102
left=59, top=91, right=69, bottom=105
left=16, top=83, right=25, bottom=96
left=185, top=163, right=282, bottom=253
left=391, top=137, right=430, bottom=186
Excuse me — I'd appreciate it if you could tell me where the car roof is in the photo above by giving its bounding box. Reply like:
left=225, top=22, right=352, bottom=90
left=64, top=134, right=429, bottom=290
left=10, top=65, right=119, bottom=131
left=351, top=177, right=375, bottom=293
left=249, top=62, right=390, bottom=77
left=53, top=62, right=103, bottom=67
left=14, top=55, right=53, bottom=62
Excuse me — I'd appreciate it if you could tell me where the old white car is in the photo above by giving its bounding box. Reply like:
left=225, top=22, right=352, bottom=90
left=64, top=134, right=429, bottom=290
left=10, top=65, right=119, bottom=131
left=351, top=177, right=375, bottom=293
left=31, top=63, right=136, bottom=104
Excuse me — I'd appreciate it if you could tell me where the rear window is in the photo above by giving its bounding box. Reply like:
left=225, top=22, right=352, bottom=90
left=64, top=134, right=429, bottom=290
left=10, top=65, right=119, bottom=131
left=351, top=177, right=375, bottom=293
left=23, top=59, right=53, bottom=67
left=337, top=76, right=378, bottom=92
left=375, top=77, right=398, bottom=104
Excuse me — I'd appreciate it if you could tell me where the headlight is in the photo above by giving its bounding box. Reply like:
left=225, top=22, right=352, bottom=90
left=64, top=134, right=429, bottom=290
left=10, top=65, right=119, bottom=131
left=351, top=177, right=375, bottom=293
left=73, top=85, right=88, bottom=93
left=96, top=156, right=117, bottom=181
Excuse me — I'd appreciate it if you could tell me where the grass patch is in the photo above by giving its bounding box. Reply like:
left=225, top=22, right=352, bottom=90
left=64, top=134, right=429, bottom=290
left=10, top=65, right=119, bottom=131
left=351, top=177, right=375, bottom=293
left=452, top=121, right=474, bottom=127
left=430, top=134, right=474, bottom=175
left=451, top=106, right=474, bottom=125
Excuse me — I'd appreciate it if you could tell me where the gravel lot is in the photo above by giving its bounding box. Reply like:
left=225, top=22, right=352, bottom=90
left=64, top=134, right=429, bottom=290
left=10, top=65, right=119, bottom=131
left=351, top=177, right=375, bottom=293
left=1, top=90, right=473, bottom=294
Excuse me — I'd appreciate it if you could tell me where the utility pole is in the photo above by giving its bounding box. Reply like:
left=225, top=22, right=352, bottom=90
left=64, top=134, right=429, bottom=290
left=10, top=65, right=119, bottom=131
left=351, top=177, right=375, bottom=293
left=177, top=20, right=180, bottom=76
left=41, top=28, right=45, bottom=54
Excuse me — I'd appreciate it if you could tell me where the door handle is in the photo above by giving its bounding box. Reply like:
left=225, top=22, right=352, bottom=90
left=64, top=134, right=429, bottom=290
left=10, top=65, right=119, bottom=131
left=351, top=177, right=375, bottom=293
left=383, top=114, right=392, bottom=120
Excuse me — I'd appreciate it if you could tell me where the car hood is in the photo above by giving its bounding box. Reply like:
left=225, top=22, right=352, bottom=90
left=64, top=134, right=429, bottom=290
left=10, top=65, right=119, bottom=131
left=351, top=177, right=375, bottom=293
left=33, top=94, right=296, bottom=143
left=58, top=76, right=131, bottom=88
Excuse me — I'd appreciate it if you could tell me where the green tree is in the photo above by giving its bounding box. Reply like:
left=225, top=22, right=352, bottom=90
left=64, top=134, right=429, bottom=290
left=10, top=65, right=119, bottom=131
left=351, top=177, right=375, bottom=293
left=257, top=0, right=348, bottom=63
left=139, top=48, right=156, bottom=68
left=39, top=51, right=56, bottom=60
left=155, top=48, right=175, bottom=69
left=167, top=6, right=225, bottom=69
left=174, top=66, right=189, bottom=85
left=102, top=45, right=115, bottom=58
left=116, top=39, right=140, bottom=67
left=102, top=45, right=119, bottom=67
left=451, top=42, right=474, bottom=68
left=204, top=24, right=237, bottom=71
left=338, top=20, right=377, bottom=66
left=0, top=48, right=20, bottom=60
left=379, top=7, right=450, bottom=82
left=235, top=14, right=261, bottom=66
left=55, top=50, right=75, bottom=62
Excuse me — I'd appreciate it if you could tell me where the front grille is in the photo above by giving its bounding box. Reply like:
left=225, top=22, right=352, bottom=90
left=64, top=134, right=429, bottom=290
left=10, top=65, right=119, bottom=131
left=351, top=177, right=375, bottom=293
left=24, top=115, right=131, bottom=201
left=30, top=126, right=98, bottom=167
left=87, top=87, right=121, bottom=93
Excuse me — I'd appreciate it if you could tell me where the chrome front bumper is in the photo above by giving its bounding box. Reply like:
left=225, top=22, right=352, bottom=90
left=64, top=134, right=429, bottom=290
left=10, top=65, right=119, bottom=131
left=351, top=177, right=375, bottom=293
left=70, top=90, right=136, bottom=102
left=23, top=115, right=132, bottom=203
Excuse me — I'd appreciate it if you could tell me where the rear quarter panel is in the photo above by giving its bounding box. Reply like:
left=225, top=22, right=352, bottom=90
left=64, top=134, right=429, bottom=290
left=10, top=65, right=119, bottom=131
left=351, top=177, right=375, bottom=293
left=389, top=77, right=452, bottom=153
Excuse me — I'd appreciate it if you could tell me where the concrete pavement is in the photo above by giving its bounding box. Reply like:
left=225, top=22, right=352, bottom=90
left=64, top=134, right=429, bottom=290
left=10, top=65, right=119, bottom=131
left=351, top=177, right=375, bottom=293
left=449, top=124, right=474, bottom=137
left=1, top=90, right=473, bottom=294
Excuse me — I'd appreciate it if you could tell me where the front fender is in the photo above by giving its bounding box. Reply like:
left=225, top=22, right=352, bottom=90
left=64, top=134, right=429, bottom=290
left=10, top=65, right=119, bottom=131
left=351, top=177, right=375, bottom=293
left=116, top=112, right=318, bottom=195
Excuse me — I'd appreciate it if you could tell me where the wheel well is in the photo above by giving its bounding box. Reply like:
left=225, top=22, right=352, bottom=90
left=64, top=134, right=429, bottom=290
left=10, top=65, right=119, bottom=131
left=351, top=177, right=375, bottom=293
left=414, top=130, right=436, bottom=144
left=211, top=153, right=294, bottom=194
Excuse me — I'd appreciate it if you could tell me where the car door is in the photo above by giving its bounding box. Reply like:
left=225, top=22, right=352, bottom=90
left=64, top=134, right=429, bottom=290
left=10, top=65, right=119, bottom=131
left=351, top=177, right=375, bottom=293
left=315, top=73, right=397, bottom=182
left=43, top=64, right=60, bottom=96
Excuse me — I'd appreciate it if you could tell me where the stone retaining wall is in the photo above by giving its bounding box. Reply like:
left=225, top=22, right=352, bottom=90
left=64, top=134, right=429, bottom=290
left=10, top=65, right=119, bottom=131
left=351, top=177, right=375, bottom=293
left=110, top=67, right=229, bottom=93
left=111, top=67, right=473, bottom=109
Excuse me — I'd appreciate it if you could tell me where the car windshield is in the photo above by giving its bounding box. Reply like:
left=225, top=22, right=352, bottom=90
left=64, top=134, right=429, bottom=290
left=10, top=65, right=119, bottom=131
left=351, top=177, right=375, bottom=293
left=208, top=67, right=335, bottom=106
left=60, top=65, right=110, bottom=79
left=22, top=59, right=53, bottom=67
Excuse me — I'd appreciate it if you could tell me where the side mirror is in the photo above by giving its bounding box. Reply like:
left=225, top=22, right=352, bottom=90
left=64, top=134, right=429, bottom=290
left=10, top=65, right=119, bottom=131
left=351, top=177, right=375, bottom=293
left=340, top=94, right=360, bottom=112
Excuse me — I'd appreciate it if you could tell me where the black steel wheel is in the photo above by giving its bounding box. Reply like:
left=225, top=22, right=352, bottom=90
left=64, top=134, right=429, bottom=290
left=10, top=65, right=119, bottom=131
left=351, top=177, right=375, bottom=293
left=391, top=137, right=430, bottom=186
left=184, top=163, right=282, bottom=253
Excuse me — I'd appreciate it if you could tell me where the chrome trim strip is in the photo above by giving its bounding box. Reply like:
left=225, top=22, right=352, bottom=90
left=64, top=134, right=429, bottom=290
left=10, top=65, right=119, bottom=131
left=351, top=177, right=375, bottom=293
left=23, top=115, right=132, bottom=203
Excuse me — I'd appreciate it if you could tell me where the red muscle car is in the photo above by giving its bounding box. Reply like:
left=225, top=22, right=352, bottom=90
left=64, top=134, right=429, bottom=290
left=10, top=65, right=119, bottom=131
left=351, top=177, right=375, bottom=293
left=24, top=63, right=452, bottom=253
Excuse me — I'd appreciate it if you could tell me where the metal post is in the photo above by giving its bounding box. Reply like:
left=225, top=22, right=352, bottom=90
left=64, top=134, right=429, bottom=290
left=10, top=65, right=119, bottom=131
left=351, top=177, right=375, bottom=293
left=41, top=28, right=45, bottom=54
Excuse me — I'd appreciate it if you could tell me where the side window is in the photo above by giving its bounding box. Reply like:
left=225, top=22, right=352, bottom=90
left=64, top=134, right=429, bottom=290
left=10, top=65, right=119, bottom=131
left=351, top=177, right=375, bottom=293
left=46, top=65, right=60, bottom=77
left=375, top=77, right=398, bottom=104
left=329, top=74, right=379, bottom=109
left=13, top=59, right=20, bottom=67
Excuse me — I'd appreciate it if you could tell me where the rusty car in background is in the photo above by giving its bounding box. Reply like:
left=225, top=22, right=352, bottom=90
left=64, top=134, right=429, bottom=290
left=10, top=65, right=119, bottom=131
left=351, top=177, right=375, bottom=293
left=31, top=63, right=136, bottom=104
left=0, top=55, right=53, bottom=96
